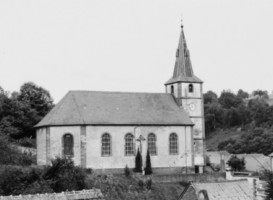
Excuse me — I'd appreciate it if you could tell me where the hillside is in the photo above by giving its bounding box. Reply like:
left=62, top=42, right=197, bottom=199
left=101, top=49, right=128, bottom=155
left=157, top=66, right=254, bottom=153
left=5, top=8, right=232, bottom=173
left=206, top=128, right=242, bottom=151
left=206, top=126, right=273, bottom=155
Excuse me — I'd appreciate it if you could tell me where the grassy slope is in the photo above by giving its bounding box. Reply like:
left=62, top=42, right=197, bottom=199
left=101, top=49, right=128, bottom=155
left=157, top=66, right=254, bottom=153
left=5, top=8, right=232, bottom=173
left=87, top=174, right=185, bottom=200
left=206, top=128, right=243, bottom=151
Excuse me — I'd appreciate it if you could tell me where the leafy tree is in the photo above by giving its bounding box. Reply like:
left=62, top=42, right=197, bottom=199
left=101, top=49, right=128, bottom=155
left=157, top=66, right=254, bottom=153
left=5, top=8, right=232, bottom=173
left=204, top=91, right=223, bottom=133
left=0, top=83, right=54, bottom=138
left=227, top=155, right=245, bottom=171
left=144, top=150, right=152, bottom=175
left=204, top=90, right=218, bottom=105
left=237, top=89, right=249, bottom=99
left=248, top=99, right=269, bottom=127
left=134, top=148, right=142, bottom=173
left=17, top=82, right=54, bottom=117
left=253, top=90, right=269, bottom=99
left=219, top=90, right=243, bottom=109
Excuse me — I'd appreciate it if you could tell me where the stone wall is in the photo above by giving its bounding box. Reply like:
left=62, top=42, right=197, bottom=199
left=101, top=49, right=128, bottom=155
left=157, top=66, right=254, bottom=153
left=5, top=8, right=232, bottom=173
left=152, top=172, right=226, bottom=183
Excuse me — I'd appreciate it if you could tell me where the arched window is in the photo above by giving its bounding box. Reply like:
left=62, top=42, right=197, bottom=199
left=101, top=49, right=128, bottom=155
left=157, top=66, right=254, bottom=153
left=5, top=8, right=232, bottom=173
left=189, top=84, right=194, bottom=93
left=169, top=133, right=178, bottom=155
left=63, top=134, right=73, bottom=157
left=171, top=85, right=174, bottom=94
left=125, top=133, right=135, bottom=156
left=101, top=133, right=111, bottom=156
left=148, top=133, right=157, bottom=156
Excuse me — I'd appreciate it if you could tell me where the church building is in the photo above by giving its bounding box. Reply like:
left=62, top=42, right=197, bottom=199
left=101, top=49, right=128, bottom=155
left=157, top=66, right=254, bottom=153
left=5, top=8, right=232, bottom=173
left=36, top=23, right=206, bottom=174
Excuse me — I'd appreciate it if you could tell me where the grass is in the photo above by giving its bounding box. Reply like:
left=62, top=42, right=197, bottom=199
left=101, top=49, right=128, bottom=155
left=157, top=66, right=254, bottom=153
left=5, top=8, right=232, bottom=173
left=86, top=174, right=185, bottom=200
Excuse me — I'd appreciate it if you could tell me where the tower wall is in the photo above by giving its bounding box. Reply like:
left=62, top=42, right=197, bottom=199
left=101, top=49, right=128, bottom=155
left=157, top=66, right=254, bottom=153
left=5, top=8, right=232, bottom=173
left=166, top=82, right=206, bottom=167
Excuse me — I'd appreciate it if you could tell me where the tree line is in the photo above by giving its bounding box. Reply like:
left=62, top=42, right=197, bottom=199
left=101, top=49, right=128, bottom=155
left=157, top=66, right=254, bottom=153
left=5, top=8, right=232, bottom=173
left=204, top=89, right=273, bottom=155
left=0, top=82, right=54, bottom=140
left=204, top=89, right=273, bottom=133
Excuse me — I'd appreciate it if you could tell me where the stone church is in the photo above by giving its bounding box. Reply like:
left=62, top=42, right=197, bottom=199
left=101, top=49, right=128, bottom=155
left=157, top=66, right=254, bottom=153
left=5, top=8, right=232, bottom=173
left=36, top=23, right=206, bottom=173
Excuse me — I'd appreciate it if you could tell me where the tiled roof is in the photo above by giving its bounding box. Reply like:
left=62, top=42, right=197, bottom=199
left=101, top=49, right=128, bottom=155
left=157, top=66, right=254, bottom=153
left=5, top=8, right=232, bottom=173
left=178, top=183, right=198, bottom=200
left=36, top=90, right=193, bottom=127
left=193, top=180, right=253, bottom=200
left=165, top=25, right=202, bottom=85
left=0, top=189, right=104, bottom=200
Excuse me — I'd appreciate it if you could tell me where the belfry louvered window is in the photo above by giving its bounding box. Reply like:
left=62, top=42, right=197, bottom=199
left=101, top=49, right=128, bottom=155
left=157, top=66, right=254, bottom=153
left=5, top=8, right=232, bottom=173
left=171, top=85, right=174, bottom=94
left=169, top=133, right=178, bottom=155
left=189, top=84, right=194, bottom=93
left=63, top=134, right=73, bottom=157
left=101, top=133, right=111, bottom=156
left=125, top=133, right=135, bottom=156
left=148, top=133, right=157, bottom=156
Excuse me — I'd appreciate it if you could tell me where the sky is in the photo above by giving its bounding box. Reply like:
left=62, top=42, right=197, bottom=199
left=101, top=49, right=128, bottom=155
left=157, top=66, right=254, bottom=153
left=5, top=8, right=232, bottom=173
left=0, top=0, right=273, bottom=102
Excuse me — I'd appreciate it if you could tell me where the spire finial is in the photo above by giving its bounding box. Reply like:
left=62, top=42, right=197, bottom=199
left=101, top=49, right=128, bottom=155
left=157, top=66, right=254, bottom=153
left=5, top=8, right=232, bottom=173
left=181, top=17, right=184, bottom=28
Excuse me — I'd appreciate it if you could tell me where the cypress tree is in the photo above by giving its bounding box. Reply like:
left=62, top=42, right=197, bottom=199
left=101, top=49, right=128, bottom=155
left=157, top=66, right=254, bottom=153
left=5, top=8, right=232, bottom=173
left=145, top=150, right=152, bottom=175
left=134, top=148, right=142, bottom=173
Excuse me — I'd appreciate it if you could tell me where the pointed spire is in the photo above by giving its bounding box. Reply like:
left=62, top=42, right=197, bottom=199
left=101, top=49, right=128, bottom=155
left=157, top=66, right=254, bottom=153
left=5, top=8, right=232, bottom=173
left=165, top=23, right=202, bottom=85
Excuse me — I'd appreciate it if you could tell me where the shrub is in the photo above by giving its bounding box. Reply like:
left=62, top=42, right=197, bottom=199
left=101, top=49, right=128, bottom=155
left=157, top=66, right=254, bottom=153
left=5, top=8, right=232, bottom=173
left=16, top=137, right=36, bottom=148
left=85, top=168, right=93, bottom=174
left=227, top=155, right=245, bottom=171
left=43, top=157, right=87, bottom=192
left=261, top=170, right=273, bottom=200
left=205, top=155, right=211, bottom=166
left=22, top=180, right=53, bottom=195
left=145, top=178, right=152, bottom=190
left=0, top=167, right=47, bottom=195
left=144, top=150, right=152, bottom=175
left=124, top=165, right=130, bottom=177
left=134, top=148, right=142, bottom=173
left=138, top=179, right=144, bottom=188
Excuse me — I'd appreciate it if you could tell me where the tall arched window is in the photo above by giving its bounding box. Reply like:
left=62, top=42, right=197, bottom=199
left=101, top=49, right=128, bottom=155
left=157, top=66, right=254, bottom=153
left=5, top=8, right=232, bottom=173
left=169, top=133, right=178, bottom=155
left=171, top=85, right=174, bottom=94
left=63, top=133, right=73, bottom=157
left=125, top=133, right=135, bottom=156
left=189, top=84, right=194, bottom=93
left=101, top=133, right=111, bottom=156
left=148, top=133, right=157, bottom=156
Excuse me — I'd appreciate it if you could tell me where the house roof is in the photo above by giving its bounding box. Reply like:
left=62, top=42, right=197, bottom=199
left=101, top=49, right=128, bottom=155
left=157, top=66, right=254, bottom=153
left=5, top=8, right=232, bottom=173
left=165, top=24, right=202, bottom=85
left=192, top=180, right=253, bottom=200
left=0, top=189, right=104, bottom=200
left=180, top=180, right=253, bottom=200
left=35, top=90, right=193, bottom=127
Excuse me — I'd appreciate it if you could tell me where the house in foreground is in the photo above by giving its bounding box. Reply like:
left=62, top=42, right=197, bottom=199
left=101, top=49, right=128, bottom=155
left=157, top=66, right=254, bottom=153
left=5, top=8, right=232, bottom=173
left=179, top=180, right=254, bottom=200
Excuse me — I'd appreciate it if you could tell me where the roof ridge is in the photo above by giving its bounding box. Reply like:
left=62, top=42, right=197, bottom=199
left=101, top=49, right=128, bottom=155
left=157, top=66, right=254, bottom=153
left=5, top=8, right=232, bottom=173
left=35, top=92, right=71, bottom=127
left=71, top=92, right=86, bottom=124
left=194, top=180, right=249, bottom=184
left=68, top=90, right=168, bottom=95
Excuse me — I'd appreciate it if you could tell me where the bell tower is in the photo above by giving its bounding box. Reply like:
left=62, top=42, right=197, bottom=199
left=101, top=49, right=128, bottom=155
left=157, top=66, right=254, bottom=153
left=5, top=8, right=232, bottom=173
left=165, top=23, right=205, bottom=173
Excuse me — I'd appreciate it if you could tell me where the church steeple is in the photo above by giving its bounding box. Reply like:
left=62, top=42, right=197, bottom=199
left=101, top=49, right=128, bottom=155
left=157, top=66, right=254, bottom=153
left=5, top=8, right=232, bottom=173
left=165, top=22, right=206, bottom=173
left=165, top=23, right=202, bottom=85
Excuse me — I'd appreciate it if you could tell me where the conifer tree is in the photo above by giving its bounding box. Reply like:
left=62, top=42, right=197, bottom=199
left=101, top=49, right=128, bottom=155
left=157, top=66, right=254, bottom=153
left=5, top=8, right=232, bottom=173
left=134, top=148, right=142, bottom=173
left=145, top=150, right=152, bottom=175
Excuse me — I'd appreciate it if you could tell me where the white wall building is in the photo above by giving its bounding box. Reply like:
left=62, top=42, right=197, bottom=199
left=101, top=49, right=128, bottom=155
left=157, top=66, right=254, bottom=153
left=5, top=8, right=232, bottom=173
left=36, top=23, right=206, bottom=173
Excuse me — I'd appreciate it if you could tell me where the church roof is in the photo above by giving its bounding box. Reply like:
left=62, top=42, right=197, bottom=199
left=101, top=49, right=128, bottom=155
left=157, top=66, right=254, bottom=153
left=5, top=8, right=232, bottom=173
left=35, top=91, right=193, bottom=127
left=165, top=24, right=203, bottom=85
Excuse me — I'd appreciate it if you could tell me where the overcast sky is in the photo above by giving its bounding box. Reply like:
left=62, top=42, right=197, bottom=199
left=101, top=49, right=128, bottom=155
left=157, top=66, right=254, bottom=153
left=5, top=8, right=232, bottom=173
left=0, top=0, right=273, bottom=102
